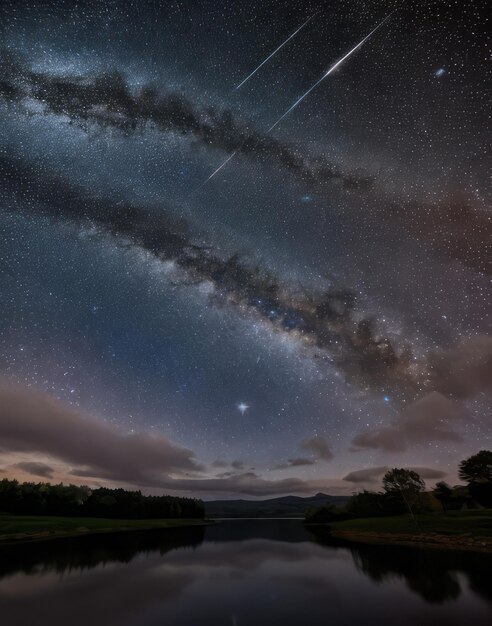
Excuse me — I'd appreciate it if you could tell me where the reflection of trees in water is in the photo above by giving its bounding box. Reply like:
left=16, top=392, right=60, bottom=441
left=349, top=546, right=461, bottom=604
left=0, top=520, right=307, bottom=582
left=0, top=526, right=205, bottom=579
left=308, top=527, right=492, bottom=606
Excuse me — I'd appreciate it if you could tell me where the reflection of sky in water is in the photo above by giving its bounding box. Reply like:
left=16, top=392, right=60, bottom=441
left=0, top=521, right=490, bottom=626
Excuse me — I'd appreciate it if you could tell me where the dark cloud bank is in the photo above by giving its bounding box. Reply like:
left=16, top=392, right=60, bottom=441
left=0, top=385, right=201, bottom=483
left=13, top=461, right=55, bottom=479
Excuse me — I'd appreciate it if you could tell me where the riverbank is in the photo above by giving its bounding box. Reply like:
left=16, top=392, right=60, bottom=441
left=0, top=515, right=209, bottom=545
left=309, top=510, right=492, bottom=554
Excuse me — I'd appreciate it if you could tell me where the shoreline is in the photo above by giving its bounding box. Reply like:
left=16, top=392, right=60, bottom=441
left=324, top=528, right=492, bottom=554
left=0, top=516, right=211, bottom=546
left=305, top=510, right=492, bottom=554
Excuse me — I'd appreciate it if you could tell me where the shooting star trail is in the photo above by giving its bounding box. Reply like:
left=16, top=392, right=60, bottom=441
left=268, top=12, right=394, bottom=131
left=193, top=13, right=316, bottom=193
left=195, top=12, right=393, bottom=192
left=235, top=14, right=316, bottom=90
left=192, top=150, right=238, bottom=194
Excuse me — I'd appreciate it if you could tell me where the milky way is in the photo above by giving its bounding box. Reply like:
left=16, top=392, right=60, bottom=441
left=0, top=0, right=490, bottom=497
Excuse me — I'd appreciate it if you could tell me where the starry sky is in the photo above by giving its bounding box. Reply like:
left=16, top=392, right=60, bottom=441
left=0, top=0, right=490, bottom=498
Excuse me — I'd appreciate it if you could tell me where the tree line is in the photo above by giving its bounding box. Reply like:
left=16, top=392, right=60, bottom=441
left=0, top=480, right=205, bottom=519
left=306, top=450, right=492, bottom=523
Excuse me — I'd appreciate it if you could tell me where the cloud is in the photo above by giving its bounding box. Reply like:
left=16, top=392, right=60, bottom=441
left=409, top=467, right=449, bottom=480
left=273, top=458, right=315, bottom=470
left=343, top=465, right=447, bottom=484
left=0, top=50, right=372, bottom=192
left=12, top=461, right=55, bottom=479
left=211, top=460, right=228, bottom=468
left=165, top=472, right=316, bottom=497
left=0, top=385, right=202, bottom=488
left=343, top=466, right=389, bottom=484
left=231, top=460, right=245, bottom=470
left=351, top=391, right=465, bottom=452
left=430, top=335, right=492, bottom=399
left=300, top=436, right=333, bottom=462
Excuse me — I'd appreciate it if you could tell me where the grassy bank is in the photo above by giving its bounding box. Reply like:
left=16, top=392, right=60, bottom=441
left=0, top=515, right=209, bottom=544
left=317, top=510, right=492, bottom=553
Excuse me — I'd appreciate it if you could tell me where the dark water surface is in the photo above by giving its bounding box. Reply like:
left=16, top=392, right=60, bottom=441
left=0, top=519, right=491, bottom=625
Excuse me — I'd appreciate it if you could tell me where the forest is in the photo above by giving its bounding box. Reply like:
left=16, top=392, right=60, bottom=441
left=0, top=480, right=205, bottom=519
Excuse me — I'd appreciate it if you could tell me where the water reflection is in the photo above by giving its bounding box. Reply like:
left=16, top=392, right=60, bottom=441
left=0, top=525, right=205, bottom=579
left=0, top=520, right=490, bottom=626
left=309, top=525, right=492, bottom=606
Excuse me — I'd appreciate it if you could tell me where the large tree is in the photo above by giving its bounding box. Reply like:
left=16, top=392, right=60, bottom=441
left=382, top=468, right=425, bottom=526
left=459, top=450, right=492, bottom=507
left=458, top=450, right=492, bottom=483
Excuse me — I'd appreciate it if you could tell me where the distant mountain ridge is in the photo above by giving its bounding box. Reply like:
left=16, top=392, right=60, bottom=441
left=204, top=493, right=348, bottom=518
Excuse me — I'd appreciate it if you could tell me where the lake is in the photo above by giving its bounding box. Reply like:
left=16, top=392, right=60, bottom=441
left=0, top=519, right=491, bottom=625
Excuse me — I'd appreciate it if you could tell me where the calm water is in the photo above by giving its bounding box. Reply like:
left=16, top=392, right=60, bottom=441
left=0, top=519, right=491, bottom=625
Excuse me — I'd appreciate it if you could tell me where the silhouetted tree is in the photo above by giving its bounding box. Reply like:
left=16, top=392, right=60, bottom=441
left=382, top=468, right=425, bottom=527
left=433, top=481, right=453, bottom=511
left=0, top=479, right=204, bottom=519
left=459, top=450, right=492, bottom=507
left=305, top=504, right=349, bottom=523
left=459, top=450, right=492, bottom=483
left=344, top=489, right=404, bottom=518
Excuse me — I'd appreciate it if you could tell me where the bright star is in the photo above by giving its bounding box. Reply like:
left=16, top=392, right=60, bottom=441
left=237, top=402, right=250, bottom=415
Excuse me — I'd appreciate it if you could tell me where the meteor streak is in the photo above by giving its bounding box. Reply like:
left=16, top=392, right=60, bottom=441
left=268, top=12, right=394, bottom=131
left=196, top=12, right=393, bottom=191
left=193, top=150, right=238, bottom=193
left=235, top=14, right=316, bottom=90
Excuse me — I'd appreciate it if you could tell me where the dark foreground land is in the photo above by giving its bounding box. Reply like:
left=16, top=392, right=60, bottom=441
left=0, top=515, right=209, bottom=544
left=311, top=510, right=492, bottom=553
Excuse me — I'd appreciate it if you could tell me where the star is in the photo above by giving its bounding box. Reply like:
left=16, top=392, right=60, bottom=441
left=237, top=402, right=250, bottom=415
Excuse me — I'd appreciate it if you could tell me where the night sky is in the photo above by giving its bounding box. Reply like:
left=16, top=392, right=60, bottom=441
left=0, top=0, right=490, bottom=497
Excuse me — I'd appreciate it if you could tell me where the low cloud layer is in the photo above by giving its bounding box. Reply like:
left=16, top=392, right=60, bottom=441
left=0, top=385, right=201, bottom=487
left=273, top=457, right=315, bottom=470
left=343, top=465, right=447, bottom=485
left=13, top=461, right=55, bottom=479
